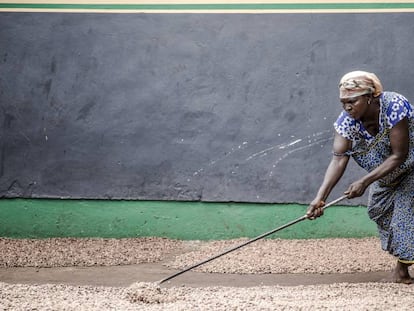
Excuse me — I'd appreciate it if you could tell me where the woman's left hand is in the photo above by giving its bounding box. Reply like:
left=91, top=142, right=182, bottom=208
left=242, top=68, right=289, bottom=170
left=344, top=180, right=367, bottom=198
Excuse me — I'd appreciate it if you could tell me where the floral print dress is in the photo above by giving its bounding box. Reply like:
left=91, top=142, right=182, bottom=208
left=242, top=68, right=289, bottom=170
left=334, top=91, right=414, bottom=262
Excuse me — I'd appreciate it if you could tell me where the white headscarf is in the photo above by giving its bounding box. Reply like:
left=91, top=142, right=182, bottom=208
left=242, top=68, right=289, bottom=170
left=339, top=71, right=383, bottom=98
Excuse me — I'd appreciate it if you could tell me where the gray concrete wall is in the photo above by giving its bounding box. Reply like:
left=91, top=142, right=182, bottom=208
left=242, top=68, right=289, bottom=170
left=1, top=13, right=414, bottom=204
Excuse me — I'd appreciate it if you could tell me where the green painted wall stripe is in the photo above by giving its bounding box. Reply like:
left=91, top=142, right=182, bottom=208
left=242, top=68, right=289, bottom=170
left=0, top=199, right=377, bottom=240
left=1, top=3, right=414, bottom=11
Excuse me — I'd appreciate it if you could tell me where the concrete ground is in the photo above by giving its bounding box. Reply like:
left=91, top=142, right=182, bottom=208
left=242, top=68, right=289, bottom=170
left=0, top=259, right=391, bottom=288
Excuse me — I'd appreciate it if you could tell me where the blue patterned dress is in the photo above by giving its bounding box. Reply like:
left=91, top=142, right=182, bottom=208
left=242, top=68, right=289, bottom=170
left=334, top=91, right=414, bottom=262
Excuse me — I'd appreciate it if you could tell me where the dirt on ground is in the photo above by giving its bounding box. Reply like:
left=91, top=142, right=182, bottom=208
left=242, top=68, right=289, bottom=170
left=1, top=236, right=413, bottom=310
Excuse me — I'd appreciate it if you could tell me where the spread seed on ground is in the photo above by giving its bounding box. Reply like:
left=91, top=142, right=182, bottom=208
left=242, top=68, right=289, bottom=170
left=125, top=282, right=180, bottom=304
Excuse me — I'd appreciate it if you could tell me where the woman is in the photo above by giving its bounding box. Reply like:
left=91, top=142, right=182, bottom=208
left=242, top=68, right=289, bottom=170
left=307, top=70, right=414, bottom=284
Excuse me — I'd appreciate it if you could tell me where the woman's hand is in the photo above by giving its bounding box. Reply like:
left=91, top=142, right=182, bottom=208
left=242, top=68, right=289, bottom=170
left=344, top=180, right=367, bottom=198
left=306, top=199, right=325, bottom=220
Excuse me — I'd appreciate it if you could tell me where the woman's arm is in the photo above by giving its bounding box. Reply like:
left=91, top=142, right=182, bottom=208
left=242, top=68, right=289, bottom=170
left=345, top=117, right=409, bottom=198
left=306, top=131, right=351, bottom=219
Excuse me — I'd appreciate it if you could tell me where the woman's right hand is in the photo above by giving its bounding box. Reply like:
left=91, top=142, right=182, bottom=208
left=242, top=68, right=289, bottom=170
left=306, top=199, right=325, bottom=220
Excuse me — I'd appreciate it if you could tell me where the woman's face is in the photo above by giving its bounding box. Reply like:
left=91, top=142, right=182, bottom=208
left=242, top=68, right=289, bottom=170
left=340, top=95, right=369, bottom=120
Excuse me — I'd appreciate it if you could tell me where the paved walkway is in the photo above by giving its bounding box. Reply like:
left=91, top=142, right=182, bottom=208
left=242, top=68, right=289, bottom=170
left=0, top=262, right=390, bottom=288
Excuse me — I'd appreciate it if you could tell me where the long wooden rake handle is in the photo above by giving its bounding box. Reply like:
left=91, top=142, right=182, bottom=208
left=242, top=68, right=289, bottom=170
left=158, top=195, right=348, bottom=284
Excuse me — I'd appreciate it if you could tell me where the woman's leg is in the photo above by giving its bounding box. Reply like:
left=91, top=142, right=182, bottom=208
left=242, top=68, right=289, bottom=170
left=368, top=178, right=414, bottom=284
left=393, top=260, right=413, bottom=284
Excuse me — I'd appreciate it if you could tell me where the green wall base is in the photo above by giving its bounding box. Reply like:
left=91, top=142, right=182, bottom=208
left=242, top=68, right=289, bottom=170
left=0, top=199, right=377, bottom=240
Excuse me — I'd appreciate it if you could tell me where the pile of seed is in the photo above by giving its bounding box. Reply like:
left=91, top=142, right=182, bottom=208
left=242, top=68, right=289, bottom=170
left=0, top=237, right=396, bottom=273
left=169, top=237, right=395, bottom=274
left=0, top=237, right=182, bottom=267
left=2, top=281, right=414, bottom=310
left=126, top=282, right=179, bottom=304
left=1, top=237, right=413, bottom=310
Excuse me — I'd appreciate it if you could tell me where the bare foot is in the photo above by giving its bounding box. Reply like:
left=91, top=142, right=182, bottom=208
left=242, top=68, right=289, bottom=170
left=381, top=261, right=413, bottom=284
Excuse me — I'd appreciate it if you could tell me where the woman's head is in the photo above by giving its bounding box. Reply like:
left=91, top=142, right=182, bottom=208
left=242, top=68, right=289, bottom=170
left=339, top=71, right=383, bottom=99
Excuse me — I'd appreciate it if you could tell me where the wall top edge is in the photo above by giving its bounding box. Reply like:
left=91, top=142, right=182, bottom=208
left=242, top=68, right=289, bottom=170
left=1, top=2, right=414, bottom=13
